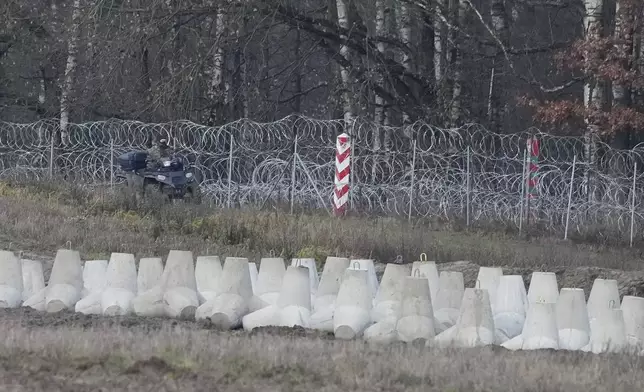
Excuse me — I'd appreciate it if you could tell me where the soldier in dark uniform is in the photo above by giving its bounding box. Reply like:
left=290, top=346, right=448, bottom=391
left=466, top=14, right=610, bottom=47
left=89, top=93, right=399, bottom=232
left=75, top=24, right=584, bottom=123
left=146, top=138, right=172, bottom=169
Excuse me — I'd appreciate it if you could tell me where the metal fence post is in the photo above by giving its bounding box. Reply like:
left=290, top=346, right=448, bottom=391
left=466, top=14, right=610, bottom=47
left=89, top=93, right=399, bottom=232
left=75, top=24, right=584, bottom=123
left=630, top=161, right=637, bottom=247
left=227, top=132, right=234, bottom=209
left=408, top=139, right=417, bottom=222
left=290, top=134, right=298, bottom=214
left=564, top=155, right=577, bottom=240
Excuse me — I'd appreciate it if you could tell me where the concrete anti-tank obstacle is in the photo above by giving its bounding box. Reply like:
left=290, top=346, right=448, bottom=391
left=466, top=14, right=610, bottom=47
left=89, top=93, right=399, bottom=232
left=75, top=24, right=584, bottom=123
left=313, top=256, right=350, bottom=311
left=241, top=303, right=280, bottom=331
left=291, top=258, right=319, bottom=299
left=432, top=324, right=459, bottom=348
left=396, top=276, right=435, bottom=343
left=452, top=288, right=495, bottom=348
left=197, top=257, right=254, bottom=329
left=348, top=259, right=379, bottom=298
left=475, top=267, right=503, bottom=313
left=248, top=257, right=286, bottom=312
left=621, top=296, right=644, bottom=349
left=363, top=318, right=399, bottom=344
left=0, top=250, right=23, bottom=308
left=556, top=288, right=590, bottom=350
left=80, top=260, right=108, bottom=297
left=309, top=256, right=350, bottom=331
left=493, top=275, right=528, bottom=344
left=101, top=253, right=138, bottom=316
left=242, top=265, right=312, bottom=331
left=587, top=278, right=621, bottom=325
left=333, top=268, right=374, bottom=340
left=500, top=334, right=524, bottom=351
left=249, top=262, right=259, bottom=294
left=195, top=256, right=223, bottom=303
left=277, top=266, right=312, bottom=328
left=20, top=259, right=44, bottom=303
left=74, top=260, right=108, bottom=315
left=582, top=307, right=627, bottom=354
left=132, top=257, right=165, bottom=317
left=364, top=263, right=412, bottom=344
left=527, top=272, right=559, bottom=305
left=22, top=265, right=46, bottom=311
left=433, top=271, right=465, bottom=332
left=133, top=250, right=199, bottom=319
left=45, top=249, right=83, bottom=313
left=137, top=257, right=163, bottom=294
left=372, top=263, right=412, bottom=323
left=411, top=260, right=440, bottom=310
left=161, top=250, right=199, bottom=319
left=521, top=302, right=559, bottom=350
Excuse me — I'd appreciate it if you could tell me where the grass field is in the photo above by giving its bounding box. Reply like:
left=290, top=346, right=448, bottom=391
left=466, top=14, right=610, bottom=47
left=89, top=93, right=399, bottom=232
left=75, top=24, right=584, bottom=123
left=1, top=179, right=644, bottom=391
left=1, top=180, right=643, bottom=271
left=1, top=308, right=643, bottom=392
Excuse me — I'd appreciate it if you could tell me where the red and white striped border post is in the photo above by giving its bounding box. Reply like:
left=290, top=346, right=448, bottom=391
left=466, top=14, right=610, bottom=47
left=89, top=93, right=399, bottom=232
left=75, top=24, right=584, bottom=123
left=334, top=133, right=351, bottom=216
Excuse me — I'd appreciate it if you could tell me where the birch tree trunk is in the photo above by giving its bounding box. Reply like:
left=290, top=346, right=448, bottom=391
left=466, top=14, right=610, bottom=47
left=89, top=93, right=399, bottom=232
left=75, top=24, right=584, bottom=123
left=372, top=0, right=388, bottom=182
left=398, top=2, right=412, bottom=125
left=488, top=0, right=510, bottom=132
left=59, top=0, right=82, bottom=146
left=636, top=13, right=644, bottom=110
left=583, top=0, right=605, bottom=201
left=434, top=0, right=447, bottom=85
left=164, top=0, right=178, bottom=77
left=611, top=0, right=634, bottom=149
left=293, top=27, right=302, bottom=114
left=611, top=0, right=636, bottom=204
left=205, top=4, right=227, bottom=125
left=449, top=0, right=467, bottom=127
left=374, top=0, right=387, bottom=127
left=336, top=0, right=354, bottom=125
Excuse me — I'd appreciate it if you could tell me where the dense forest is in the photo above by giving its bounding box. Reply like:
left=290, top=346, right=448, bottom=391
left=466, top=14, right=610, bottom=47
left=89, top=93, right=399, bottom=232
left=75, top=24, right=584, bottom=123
left=0, top=0, right=643, bottom=151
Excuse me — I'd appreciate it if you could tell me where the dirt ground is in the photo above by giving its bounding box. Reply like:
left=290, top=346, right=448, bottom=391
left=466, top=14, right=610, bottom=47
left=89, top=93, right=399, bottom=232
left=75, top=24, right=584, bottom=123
left=0, top=306, right=642, bottom=392
left=0, top=307, right=334, bottom=392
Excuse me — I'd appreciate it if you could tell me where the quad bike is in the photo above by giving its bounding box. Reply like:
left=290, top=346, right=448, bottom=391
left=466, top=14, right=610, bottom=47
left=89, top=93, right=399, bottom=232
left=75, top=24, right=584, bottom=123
left=115, top=150, right=202, bottom=203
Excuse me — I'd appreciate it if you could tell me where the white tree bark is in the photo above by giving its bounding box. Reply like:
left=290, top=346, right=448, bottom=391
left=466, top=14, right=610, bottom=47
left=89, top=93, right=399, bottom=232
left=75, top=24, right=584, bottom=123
left=372, top=0, right=388, bottom=182
left=450, top=0, right=467, bottom=126
left=59, top=0, right=82, bottom=146
left=374, top=0, right=387, bottom=127
left=398, top=2, right=412, bottom=125
left=488, top=0, right=510, bottom=131
left=336, top=0, right=354, bottom=124
left=612, top=0, right=632, bottom=110
left=434, top=0, right=447, bottom=85
left=582, top=0, right=605, bottom=201
left=205, top=3, right=226, bottom=125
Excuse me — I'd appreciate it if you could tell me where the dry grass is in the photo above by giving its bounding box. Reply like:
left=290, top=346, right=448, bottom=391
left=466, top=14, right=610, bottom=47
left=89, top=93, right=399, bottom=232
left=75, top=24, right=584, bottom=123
left=0, top=180, right=643, bottom=271
left=0, top=309, right=640, bottom=391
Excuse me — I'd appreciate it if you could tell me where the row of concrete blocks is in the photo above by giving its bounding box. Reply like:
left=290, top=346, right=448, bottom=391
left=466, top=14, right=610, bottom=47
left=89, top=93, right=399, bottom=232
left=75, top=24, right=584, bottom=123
left=0, top=249, right=641, bottom=354
left=359, top=265, right=644, bottom=355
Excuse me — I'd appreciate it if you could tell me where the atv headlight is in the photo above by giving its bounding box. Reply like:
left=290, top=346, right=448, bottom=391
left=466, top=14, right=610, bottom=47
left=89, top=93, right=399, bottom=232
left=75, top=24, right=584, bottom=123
left=162, top=160, right=171, bottom=167
left=156, top=175, right=166, bottom=181
left=185, top=172, right=193, bottom=178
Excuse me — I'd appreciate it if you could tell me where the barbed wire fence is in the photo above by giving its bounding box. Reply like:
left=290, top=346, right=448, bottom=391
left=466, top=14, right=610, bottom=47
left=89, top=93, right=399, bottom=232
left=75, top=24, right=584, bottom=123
left=1, top=114, right=644, bottom=245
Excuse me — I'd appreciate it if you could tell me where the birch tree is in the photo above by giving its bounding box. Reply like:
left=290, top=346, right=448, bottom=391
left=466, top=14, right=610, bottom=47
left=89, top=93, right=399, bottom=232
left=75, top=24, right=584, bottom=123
left=397, top=1, right=412, bottom=125
left=449, top=0, right=467, bottom=126
left=489, top=0, right=510, bottom=132
left=335, top=0, right=354, bottom=124
left=59, top=0, right=82, bottom=146
left=374, top=0, right=388, bottom=127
